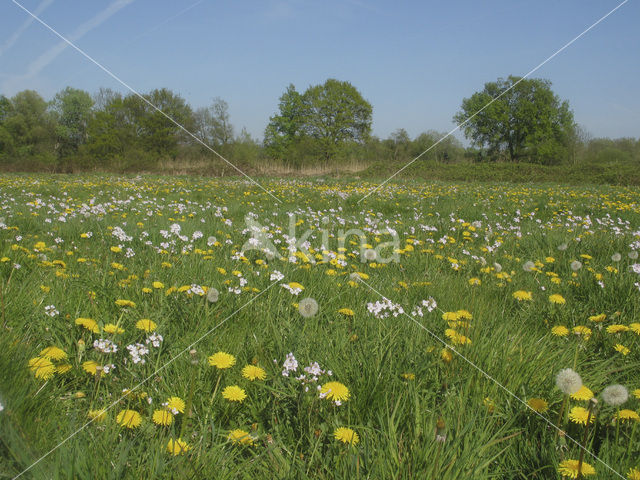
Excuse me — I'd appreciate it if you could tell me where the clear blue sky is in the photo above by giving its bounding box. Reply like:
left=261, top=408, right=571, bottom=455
left=1, top=0, right=638, bottom=142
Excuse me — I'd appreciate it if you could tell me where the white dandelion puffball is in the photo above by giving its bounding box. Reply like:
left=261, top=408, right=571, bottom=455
left=493, top=262, right=502, bottom=273
left=611, top=253, right=622, bottom=262
left=629, top=251, right=639, bottom=260
left=522, top=261, right=535, bottom=272
left=364, top=249, right=377, bottom=262
left=298, top=298, right=319, bottom=318
left=570, top=260, right=582, bottom=271
left=601, top=384, right=628, bottom=407
left=557, top=243, right=568, bottom=251
left=555, top=368, right=582, bottom=395
left=207, top=287, right=219, bottom=303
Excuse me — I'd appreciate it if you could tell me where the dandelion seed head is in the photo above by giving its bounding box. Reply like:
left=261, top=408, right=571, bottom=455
left=601, top=384, right=628, bottom=407
left=555, top=368, right=582, bottom=395
left=298, top=297, right=319, bottom=318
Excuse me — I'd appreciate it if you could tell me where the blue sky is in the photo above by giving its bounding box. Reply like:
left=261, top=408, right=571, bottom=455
left=0, top=0, right=638, bottom=142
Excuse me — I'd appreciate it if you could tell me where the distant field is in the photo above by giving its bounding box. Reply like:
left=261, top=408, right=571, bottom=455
left=1, top=174, right=639, bottom=479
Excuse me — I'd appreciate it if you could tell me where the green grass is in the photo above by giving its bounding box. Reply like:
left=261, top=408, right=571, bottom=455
left=0, top=173, right=639, bottom=479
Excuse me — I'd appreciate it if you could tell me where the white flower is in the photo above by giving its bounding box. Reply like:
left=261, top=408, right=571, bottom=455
left=0, top=400, right=4, bottom=412
left=270, top=270, right=284, bottom=282
left=555, top=368, right=582, bottom=395
left=145, top=333, right=163, bottom=348
left=601, top=384, right=628, bottom=407
left=281, top=352, right=298, bottom=376
left=93, top=338, right=118, bottom=353
left=44, top=305, right=59, bottom=317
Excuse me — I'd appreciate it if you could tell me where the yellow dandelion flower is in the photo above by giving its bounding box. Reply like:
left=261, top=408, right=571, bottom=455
left=320, top=381, right=350, bottom=402
left=607, top=324, right=630, bottom=334
left=512, top=290, right=533, bottom=301
left=441, top=348, right=453, bottom=363
left=152, top=281, right=164, bottom=289
left=166, top=396, right=185, bottom=413
left=468, top=277, right=481, bottom=286
left=141, top=287, right=152, bottom=293
left=39, top=346, right=67, bottom=360
left=338, top=308, right=355, bottom=316
left=208, top=352, right=236, bottom=369
left=135, top=319, right=156, bottom=332
left=56, top=363, right=72, bottom=374
left=222, top=385, right=247, bottom=402
left=456, top=310, right=472, bottom=320
left=558, top=459, right=595, bottom=478
left=152, top=409, right=174, bottom=426
left=615, top=344, right=630, bottom=355
left=166, top=438, right=190, bottom=455
left=570, top=385, right=594, bottom=401
left=115, top=299, right=136, bottom=308
left=28, top=356, right=56, bottom=380
left=572, top=325, right=592, bottom=339
left=116, top=409, right=142, bottom=429
left=401, top=373, right=415, bottom=380
left=228, top=429, right=255, bottom=445
left=242, top=365, right=267, bottom=381
left=551, top=325, right=569, bottom=337
left=82, top=361, right=99, bottom=375
left=628, top=468, right=640, bottom=480
left=441, top=311, right=458, bottom=321
left=103, top=323, right=125, bottom=334
left=110, top=246, right=122, bottom=253
left=527, top=398, right=549, bottom=413
left=75, top=317, right=100, bottom=333
left=569, top=406, right=595, bottom=425
left=588, top=313, right=606, bottom=323
left=334, top=427, right=359, bottom=445
left=549, top=294, right=566, bottom=305
left=633, top=389, right=640, bottom=400
left=630, top=323, right=640, bottom=335
left=616, top=409, right=640, bottom=422
left=87, top=409, right=107, bottom=422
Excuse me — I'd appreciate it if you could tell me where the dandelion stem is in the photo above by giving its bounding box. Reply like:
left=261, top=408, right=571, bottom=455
left=577, top=398, right=597, bottom=479
left=556, top=395, right=568, bottom=434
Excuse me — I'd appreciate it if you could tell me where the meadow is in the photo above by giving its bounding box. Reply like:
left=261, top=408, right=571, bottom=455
left=0, top=173, right=639, bottom=479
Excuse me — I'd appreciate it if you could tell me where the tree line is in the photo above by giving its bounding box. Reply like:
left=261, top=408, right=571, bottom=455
left=0, top=77, right=638, bottom=173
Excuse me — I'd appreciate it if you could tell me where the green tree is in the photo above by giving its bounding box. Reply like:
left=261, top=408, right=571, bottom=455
left=265, top=79, right=372, bottom=162
left=301, top=79, right=372, bottom=160
left=2, top=90, right=56, bottom=166
left=138, top=88, right=194, bottom=157
left=50, top=87, right=94, bottom=157
left=453, top=76, right=575, bottom=164
left=264, top=84, right=305, bottom=161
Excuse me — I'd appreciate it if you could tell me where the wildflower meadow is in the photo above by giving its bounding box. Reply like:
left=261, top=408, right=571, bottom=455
left=1, top=173, right=640, bottom=479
